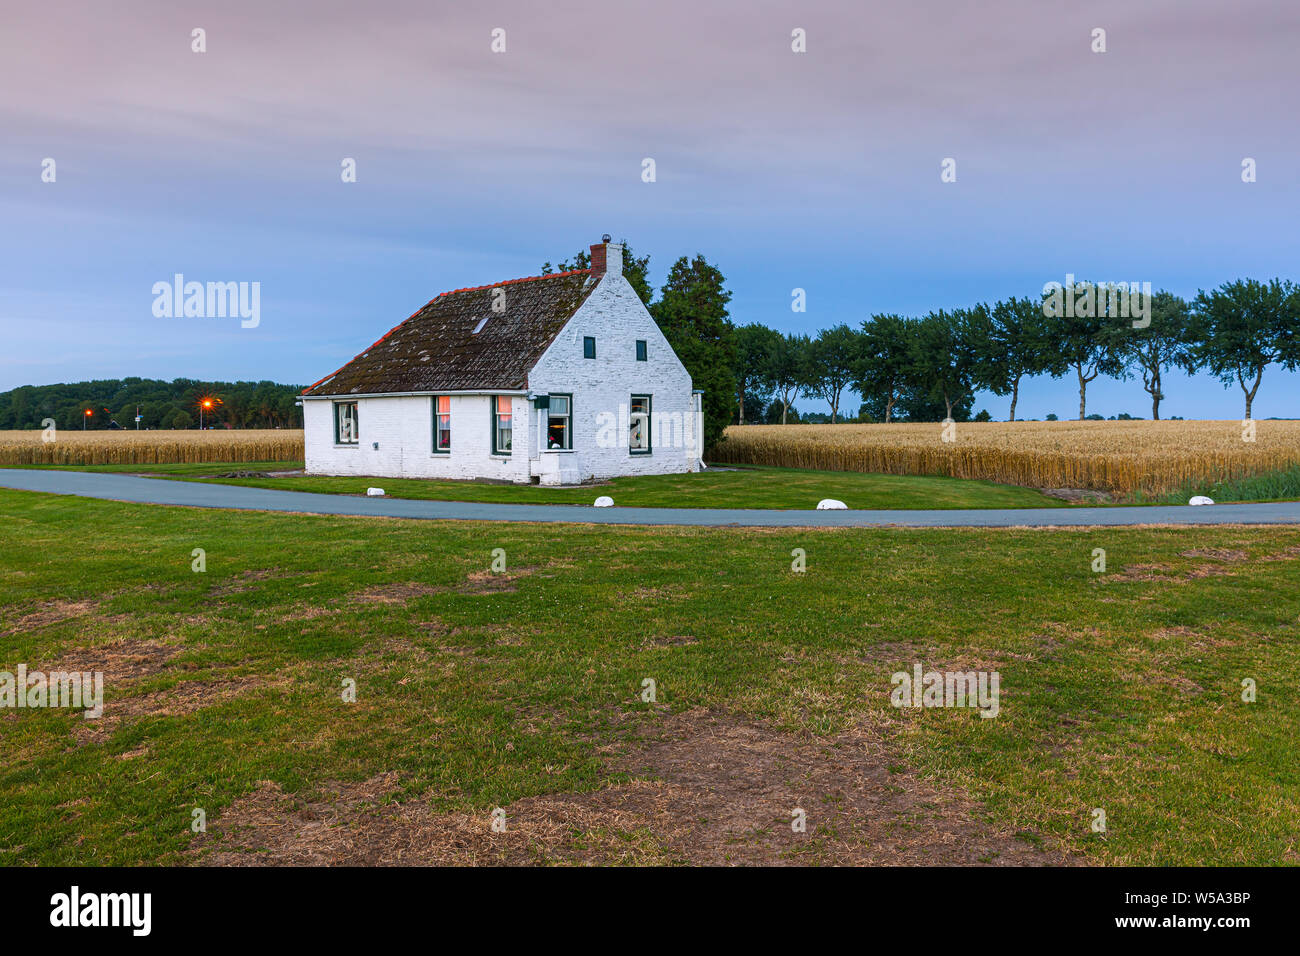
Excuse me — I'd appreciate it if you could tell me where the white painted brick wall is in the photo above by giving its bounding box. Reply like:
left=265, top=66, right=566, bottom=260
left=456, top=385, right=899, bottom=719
left=304, top=394, right=530, bottom=481
left=303, top=267, right=699, bottom=483
left=528, top=269, right=699, bottom=481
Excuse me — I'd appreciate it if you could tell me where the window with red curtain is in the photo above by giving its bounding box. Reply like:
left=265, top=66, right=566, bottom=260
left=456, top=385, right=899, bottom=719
left=493, top=396, right=512, bottom=454
left=433, top=396, right=451, bottom=452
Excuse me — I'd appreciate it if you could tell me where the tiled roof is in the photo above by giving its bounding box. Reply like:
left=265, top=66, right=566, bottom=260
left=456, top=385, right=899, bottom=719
left=303, top=270, right=594, bottom=396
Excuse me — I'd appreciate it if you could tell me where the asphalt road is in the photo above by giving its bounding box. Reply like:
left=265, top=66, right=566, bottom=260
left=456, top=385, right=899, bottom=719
left=3, top=469, right=1300, bottom=527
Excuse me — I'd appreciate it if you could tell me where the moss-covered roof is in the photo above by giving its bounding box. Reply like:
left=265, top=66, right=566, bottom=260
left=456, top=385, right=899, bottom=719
left=303, top=270, right=595, bottom=396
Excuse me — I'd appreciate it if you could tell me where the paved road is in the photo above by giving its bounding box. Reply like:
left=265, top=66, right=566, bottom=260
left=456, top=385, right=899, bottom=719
left=3, top=469, right=1300, bottom=528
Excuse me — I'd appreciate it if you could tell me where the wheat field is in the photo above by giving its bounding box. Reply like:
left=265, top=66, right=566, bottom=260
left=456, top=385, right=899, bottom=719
left=0, top=429, right=304, bottom=466
left=715, top=420, right=1300, bottom=496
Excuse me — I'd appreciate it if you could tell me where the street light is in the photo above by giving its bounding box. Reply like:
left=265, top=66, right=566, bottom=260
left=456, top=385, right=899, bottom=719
left=83, top=409, right=92, bottom=430
left=200, top=399, right=213, bottom=430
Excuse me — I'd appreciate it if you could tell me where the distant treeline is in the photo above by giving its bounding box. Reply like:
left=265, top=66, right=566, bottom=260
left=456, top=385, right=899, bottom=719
left=737, top=278, right=1300, bottom=425
left=0, top=378, right=304, bottom=430
left=545, top=241, right=1298, bottom=441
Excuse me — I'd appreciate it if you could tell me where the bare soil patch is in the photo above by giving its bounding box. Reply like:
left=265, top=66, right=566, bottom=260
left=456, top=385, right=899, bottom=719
left=648, top=634, right=699, bottom=647
left=353, top=583, right=443, bottom=604
left=1260, top=545, right=1300, bottom=562
left=459, top=567, right=537, bottom=595
left=1108, top=562, right=1233, bottom=583
left=1180, top=548, right=1248, bottom=562
left=2, top=599, right=99, bottom=637
left=189, top=707, right=1078, bottom=867
left=72, top=673, right=285, bottom=745
left=47, top=637, right=179, bottom=683
left=210, top=568, right=299, bottom=596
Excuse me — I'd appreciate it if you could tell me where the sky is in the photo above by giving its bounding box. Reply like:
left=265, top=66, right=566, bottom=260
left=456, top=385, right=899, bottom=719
left=2, top=0, right=1298, bottom=420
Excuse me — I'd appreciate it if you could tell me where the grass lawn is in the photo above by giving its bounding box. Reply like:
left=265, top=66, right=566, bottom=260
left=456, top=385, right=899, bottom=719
left=1, top=488, right=1297, bottom=865
left=11, top=461, right=1065, bottom=510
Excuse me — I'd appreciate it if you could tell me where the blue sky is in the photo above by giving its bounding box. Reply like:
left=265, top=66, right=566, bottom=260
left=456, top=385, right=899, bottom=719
left=2, top=0, right=1298, bottom=419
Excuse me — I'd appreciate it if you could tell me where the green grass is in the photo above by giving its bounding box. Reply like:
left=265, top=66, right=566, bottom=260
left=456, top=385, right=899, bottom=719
left=1, top=488, right=1297, bottom=865
left=1140, top=463, right=1300, bottom=506
left=11, top=460, right=1064, bottom=510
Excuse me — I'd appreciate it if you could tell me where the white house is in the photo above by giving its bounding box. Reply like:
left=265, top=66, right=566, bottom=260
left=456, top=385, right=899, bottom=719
left=301, top=237, right=703, bottom=485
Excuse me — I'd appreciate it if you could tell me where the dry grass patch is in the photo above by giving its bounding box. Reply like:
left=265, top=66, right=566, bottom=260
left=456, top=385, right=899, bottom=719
left=72, top=674, right=284, bottom=745
left=1180, top=548, right=1249, bottom=562
left=353, top=583, right=444, bottom=604
left=45, top=637, right=179, bottom=683
left=189, top=707, right=1078, bottom=867
left=1, top=599, right=100, bottom=637
left=459, top=568, right=535, bottom=594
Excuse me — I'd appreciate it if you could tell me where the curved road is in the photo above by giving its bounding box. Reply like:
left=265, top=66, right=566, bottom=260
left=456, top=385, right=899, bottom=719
left=2, top=469, right=1300, bottom=528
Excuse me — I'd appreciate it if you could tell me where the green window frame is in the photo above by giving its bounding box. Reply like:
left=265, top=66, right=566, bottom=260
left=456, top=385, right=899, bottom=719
left=334, top=401, right=359, bottom=445
left=432, top=396, right=451, bottom=453
left=629, top=394, right=651, bottom=455
left=635, top=339, right=647, bottom=362
left=547, top=393, right=572, bottom=450
left=491, top=395, right=513, bottom=455
left=583, top=336, right=596, bottom=359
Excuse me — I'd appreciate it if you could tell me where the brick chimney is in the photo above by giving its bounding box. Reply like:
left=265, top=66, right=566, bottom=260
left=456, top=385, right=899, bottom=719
left=589, top=234, right=623, bottom=279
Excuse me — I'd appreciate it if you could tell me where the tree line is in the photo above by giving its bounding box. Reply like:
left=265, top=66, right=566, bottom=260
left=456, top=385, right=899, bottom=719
left=8, top=263, right=1291, bottom=444
left=549, top=242, right=1298, bottom=442
left=0, top=378, right=305, bottom=430
left=739, top=278, right=1299, bottom=430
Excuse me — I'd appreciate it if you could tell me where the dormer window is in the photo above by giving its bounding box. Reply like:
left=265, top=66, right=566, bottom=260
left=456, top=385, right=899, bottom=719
left=472, top=317, right=489, bottom=334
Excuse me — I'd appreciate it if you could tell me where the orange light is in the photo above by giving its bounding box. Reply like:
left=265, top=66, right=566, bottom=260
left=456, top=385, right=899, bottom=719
left=203, top=400, right=212, bottom=408
left=84, top=410, right=92, bottom=416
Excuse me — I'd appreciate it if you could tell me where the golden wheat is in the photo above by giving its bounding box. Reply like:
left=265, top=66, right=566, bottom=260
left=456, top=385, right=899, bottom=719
left=0, top=430, right=304, bottom=466
left=715, top=420, right=1300, bottom=495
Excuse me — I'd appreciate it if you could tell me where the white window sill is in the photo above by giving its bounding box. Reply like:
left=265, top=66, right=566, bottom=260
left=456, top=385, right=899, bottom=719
left=544, top=449, right=574, bottom=454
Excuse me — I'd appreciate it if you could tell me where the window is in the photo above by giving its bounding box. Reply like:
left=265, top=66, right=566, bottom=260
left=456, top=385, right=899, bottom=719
left=583, top=336, right=596, bottom=359
left=432, top=396, right=451, bottom=452
left=492, top=396, right=512, bottom=455
left=635, top=340, right=647, bottom=362
left=547, top=394, right=572, bottom=450
left=334, top=401, right=358, bottom=444
left=629, top=394, right=651, bottom=455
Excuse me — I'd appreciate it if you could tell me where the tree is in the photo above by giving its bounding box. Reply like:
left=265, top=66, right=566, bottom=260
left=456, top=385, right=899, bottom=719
left=864, top=382, right=974, bottom=422
left=763, top=399, right=799, bottom=424
left=855, top=314, right=914, bottom=423
left=0, top=378, right=303, bottom=430
left=804, top=324, right=863, bottom=423
left=543, top=241, right=653, bottom=305
left=1100, top=291, right=1193, bottom=420
left=979, top=296, right=1054, bottom=421
left=910, top=309, right=980, bottom=421
left=1190, top=278, right=1298, bottom=419
left=650, top=255, right=737, bottom=449
left=734, top=323, right=782, bottom=425
left=769, top=333, right=810, bottom=425
left=1043, top=282, right=1125, bottom=420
